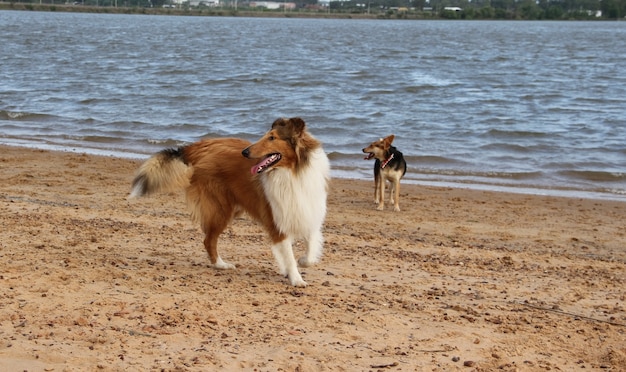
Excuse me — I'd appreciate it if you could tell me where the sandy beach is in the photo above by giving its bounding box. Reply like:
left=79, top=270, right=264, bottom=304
left=0, top=145, right=624, bottom=371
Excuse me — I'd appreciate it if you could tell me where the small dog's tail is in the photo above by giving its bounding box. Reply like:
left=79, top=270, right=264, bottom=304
left=128, top=147, right=191, bottom=199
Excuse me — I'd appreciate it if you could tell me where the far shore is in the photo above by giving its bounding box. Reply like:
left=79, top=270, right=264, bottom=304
left=0, top=2, right=419, bottom=19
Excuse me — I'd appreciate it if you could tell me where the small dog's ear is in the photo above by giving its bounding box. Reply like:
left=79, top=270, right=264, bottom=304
left=384, top=134, right=395, bottom=145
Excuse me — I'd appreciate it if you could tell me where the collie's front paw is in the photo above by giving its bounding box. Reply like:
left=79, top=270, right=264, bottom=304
left=288, top=272, right=308, bottom=287
left=290, top=277, right=308, bottom=287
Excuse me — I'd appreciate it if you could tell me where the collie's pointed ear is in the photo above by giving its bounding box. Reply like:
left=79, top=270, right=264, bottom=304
left=271, top=117, right=287, bottom=129
left=289, top=117, right=306, bottom=136
left=271, top=117, right=308, bottom=140
left=384, top=134, right=395, bottom=146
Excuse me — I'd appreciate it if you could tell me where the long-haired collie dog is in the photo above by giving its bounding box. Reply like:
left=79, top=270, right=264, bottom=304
left=129, top=117, right=330, bottom=287
left=362, top=134, right=407, bottom=212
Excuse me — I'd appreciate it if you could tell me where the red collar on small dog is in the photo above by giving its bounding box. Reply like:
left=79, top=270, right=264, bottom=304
left=381, top=153, right=394, bottom=169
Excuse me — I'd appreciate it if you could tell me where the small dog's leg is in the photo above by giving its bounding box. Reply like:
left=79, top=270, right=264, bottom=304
left=374, top=185, right=380, bottom=204
left=374, top=169, right=381, bottom=204
left=377, top=177, right=385, bottom=210
left=272, top=239, right=307, bottom=287
left=392, top=179, right=401, bottom=212
left=299, top=229, right=323, bottom=267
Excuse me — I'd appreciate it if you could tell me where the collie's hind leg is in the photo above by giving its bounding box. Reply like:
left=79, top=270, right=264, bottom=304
left=272, top=238, right=306, bottom=287
left=298, top=229, right=323, bottom=268
left=201, top=209, right=235, bottom=269
left=204, top=230, right=235, bottom=270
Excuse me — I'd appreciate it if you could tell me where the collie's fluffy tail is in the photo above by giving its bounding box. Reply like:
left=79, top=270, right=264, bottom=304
left=128, top=147, right=191, bottom=199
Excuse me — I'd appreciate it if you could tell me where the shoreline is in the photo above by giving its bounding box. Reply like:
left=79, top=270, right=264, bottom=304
left=1, top=145, right=625, bottom=370
left=2, top=142, right=625, bottom=203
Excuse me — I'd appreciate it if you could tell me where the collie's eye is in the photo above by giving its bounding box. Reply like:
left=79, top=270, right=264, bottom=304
left=269, top=135, right=275, bottom=140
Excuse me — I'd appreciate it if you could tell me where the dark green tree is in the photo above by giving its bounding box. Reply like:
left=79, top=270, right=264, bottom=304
left=601, top=0, right=624, bottom=18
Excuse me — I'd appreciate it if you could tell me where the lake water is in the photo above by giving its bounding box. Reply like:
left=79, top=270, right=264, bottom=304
left=1, top=11, right=625, bottom=200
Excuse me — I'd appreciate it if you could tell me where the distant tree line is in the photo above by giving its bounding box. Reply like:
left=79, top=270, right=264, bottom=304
left=3, top=0, right=625, bottom=19
left=441, top=0, right=624, bottom=19
left=330, top=0, right=625, bottom=19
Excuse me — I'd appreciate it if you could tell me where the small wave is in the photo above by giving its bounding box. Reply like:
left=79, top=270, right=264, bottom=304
left=478, top=97, right=510, bottom=105
left=0, top=110, right=56, bottom=121
left=146, top=138, right=190, bottom=148
left=428, top=55, right=457, bottom=61
left=558, top=170, right=626, bottom=182
left=79, top=97, right=123, bottom=105
left=495, top=171, right=544, bottom=180
left=483, top=129, right=549, bottom=139
left=606, top=188, right=626, bottom=195
left=416, top=168, right=544, bottom=181
left=80, top=117, right=99, bottom=125
left=66, top=135, right=125, bottom=144
left=110, top=120, right=151, bottom=128
left=573, top=96, right=617, bottom=105
left=408, top=71, right=457, bottom=87
left=327, top=151, right=347, bottom=161
left=479, top=143, right=533, bottom=153
left=367, top=89, right=396, bottom=95
left=402, top=85, right=439, bottom=93
left=287, top=80, right=328, bottom=88
left=161, top=69, right=194, bottom=76
left=408, top=155, right=465, bottom=165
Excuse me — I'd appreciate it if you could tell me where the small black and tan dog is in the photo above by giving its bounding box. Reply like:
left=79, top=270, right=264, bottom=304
left=362, top=135, right=407, bottom=211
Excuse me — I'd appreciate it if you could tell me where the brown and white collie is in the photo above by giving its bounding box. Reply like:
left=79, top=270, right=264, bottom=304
left=129, top=117, right=330, bottom=287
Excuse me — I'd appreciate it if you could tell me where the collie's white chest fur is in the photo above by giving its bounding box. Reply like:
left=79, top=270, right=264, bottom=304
left=260, top=147, right=330, bottom=238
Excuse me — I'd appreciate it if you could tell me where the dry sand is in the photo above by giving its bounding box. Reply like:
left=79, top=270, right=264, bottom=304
left=0, top=145, right=625, bottom=371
